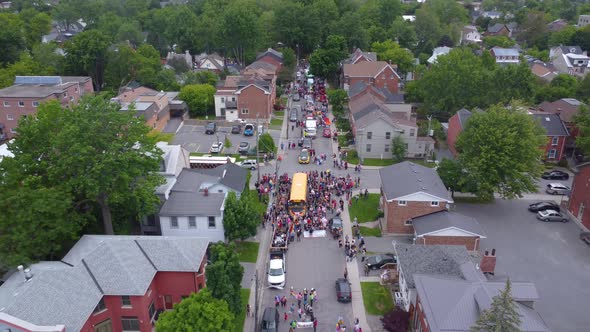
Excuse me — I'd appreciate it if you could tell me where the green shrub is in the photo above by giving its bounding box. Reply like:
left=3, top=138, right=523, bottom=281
left=557, top=158, right=568, bottom=167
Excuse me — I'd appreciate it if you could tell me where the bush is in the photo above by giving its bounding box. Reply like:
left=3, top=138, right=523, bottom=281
left=381, top=309, right=410, bottom=332
left=258, top=133, right=276, bottom=153
left=557, top=158, right=568, bottom=167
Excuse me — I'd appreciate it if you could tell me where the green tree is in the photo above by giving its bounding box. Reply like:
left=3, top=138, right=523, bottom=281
left=206, top=242, right=244, bottom=315
left=221, top=0, right=262, bottom=65
left=483, top=36, right=515, bottom=48
left=577, top=75, right=590, bottom=103
left=222, top=191, right=260, bottom=241
left=0, top=13, right=26, bottom=65
left=178, top=84, right=216, bottom=117
left=258, top=133, right=276, bottom=153
left=0, top=52, right=55, bottom=88
left=456, top=104, right=546, bottom=200
left=19, top=9, right=52, bottom=48
left=155, top=289, right=235, bottom=332
left=182, top=71, right=219, bottom=87
left=1, top=97, right=164, bottom=235
left=391, top=135, right=407, bottom=162
left=572, top=25, right=590, bottom=52
left=574, top=106, right=590, bottom=156
left=516, top=11, right=548, bottom=49
left=32, top=42, right=64, bottom=73
left=548, top=25, right=576, bottom=47
left=471, top=279, right=522, bottom=332
left=63, top=30, right=112, bottom=90
left=437, top=158, right=465, bottom=197
left=327, top=89, right=348, bottom=114
left=371, top=39, right=414, bottom=75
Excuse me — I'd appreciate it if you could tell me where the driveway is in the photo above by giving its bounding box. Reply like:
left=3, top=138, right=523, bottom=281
left=454, top=199, right=590, bottom=332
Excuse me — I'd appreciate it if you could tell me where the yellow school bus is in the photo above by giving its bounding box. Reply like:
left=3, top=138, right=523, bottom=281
left=289, top=172, right=308, bottom=217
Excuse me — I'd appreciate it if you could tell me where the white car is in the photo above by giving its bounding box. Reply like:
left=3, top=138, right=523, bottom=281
left=209, top=142, right=223, bottom=154
left=268, top=256, right=286, bottom=288
left=545, top=183, right=570, bottom=195
left=238, top=159, right=258, bottom=170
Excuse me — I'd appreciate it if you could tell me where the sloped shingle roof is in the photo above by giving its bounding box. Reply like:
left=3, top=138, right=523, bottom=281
left=531, top=113, right=569, bottom=136
left=379, top=162, right=450, bottom=201
left=412, top=211, right=486, bottom=237
left=343, top=61, right=399, bottom=78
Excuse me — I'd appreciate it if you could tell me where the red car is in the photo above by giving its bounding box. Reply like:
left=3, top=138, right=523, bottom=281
left=323, top=128, right=331, bottom=138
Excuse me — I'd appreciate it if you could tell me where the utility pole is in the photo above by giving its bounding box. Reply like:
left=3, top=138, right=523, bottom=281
left=256, top=113, right=261, bottom=183
left=254, top=269, right=259, bottom=330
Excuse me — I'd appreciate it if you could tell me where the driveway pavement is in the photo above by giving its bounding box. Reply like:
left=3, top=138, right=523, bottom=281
left=454, top=199, right=590, bottom=332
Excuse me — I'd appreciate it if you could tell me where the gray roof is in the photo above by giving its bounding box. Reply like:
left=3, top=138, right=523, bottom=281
left=531, top=113, right=569, bottom=136
left=488, top=23, right=508, bottom=33
left=348, top=81, right=405, bottom=104
left=491, top=47, right=519, bottom=57
left=414, top=274, right=549, bottom=332
left=256, top=48, right=283, bottom=62
left=159, top=191, right=225, bottom=216
left=558, top=46, right=583, bottom=55
left=456, top=108, right=473, bottom=128
left=412, top=211, right=486, bottom=237
left=0, top=76, right=90, bottom=98
left=198, top=162, right=248, bottom=192
left=394, top=244, right=476, bottom=288
left=0, top=236, right=209, bottom=331
left=379, top=162, right=451, bottom=201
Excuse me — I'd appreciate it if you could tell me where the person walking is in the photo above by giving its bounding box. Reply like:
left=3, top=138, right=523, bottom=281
left=364, top=264, right=370, bottom=276
left=246, top=303, right=251, bottom=317
left=313, top=318, right=318, bottom=332
left=284, top=311, right=289, bottom=321
left=344, top=266, right=348, bottom=280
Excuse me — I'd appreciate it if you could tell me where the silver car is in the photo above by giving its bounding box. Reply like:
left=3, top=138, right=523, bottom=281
left=209, top=142, right=223, bottom=154
left=545, top=183, right=570, bottom=195
left=536, top=210, right=568, bottom=223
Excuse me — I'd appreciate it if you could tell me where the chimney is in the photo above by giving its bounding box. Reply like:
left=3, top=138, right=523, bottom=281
left=17, top=265, right=33, bottom=282
left=480, top=249, right=497, bottom=275
left=204, top=187, right=209, bottom=196
left=556, top=108, right=562, bottom=115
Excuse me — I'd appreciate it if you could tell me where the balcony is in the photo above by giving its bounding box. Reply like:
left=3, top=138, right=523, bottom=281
left=225, top=100, right=237, bottom=109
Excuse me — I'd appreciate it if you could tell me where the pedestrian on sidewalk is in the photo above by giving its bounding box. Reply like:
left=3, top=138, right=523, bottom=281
left=364, top=264, right=370, bottom=276
left=313, top=318, right=318, bottom=332
left=344, top=266, right=348, bottom=280
left=246, top=303, right=251, bottom=317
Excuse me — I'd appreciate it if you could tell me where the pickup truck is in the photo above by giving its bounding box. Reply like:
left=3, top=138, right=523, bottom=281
left=268, top=250, right=286, bottom=289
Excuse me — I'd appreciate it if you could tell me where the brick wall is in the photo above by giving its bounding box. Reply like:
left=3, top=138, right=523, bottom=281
left=569, top=165, right=590, bottom=229
left=237, top=85, right=271, bottom=120
left=372, top=66, right=399, bottom=94
left=417, top=235, right=480, bottom=251
left=446, top=113, right=461, bottom=156
left=414, top=296, right=431, bottom=332
left=384, top=200, right=447, bottom=234
left=542, top=135, right=567, bottom=161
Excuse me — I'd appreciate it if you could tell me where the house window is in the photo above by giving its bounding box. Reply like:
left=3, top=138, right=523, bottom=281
left=93, top=298, right=106, bottom=314
left=398, top=200, right=407, bottom=206
left=221, top=97, right=225, bottom=102
left=409, top=129, right=415, bottom=137
left=548, top=149, right=557, bottom=159
left=3, top=101, right=9, bottom=107
left=430, top=201, right=439, bottom=207
left=366, top=144, right=371, bottom=152
left=121, top=296, right=131, bottom=307
left=208, top=216, right=216, bottom=228
left=367, top=132, right=372, bottom=139
left=189, top=216, right=196, bottom=228
left=170, top=217, right=178, bottom=229
left=384, top=144, right=390, bottom=152
left=551, top=137, right=559, bottom=146
left=148, top=302, right=156, bottom=320
left=32, top=101, right=39, bottom=107
left=6, top=114, right=13, bottom=121
left=404, top=219, right=413, bottom=225
left=121, top=317, right=140, bottom=331
left=18, top=101, right=24, bottom=107
left=241, top=108, right=249, bottom=114
left=385, top=132, right=391, bottom=139
left=231, top=97, right=236, bottom=101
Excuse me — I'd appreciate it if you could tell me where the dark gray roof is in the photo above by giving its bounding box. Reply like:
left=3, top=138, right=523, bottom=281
left=412, top=211, right=486, bottom=237
left=348, top=81, right=372, bottom=98
left=379, top=162, right=451, bottom=201
left=488, top=23, right=508, bottom=33
left=414, top=274, right=549, bottom=332
left=394, top=244, right=475, bottom=288
left=348, top=81, right=404, bottom=104
left=456, top=108, right=473, bottom=128
left=531, top=113, right=569, bottom=136
left=198, top=162, right=248, bottom=192
left=159, top=191, right=225, bottom=216
left=256, top=48, right=283, bottom=62
left=558, top=46, right=583, bottom=55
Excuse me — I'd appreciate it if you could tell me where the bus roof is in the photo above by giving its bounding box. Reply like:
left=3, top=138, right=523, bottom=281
left=290, top=172, right=308, bottom=202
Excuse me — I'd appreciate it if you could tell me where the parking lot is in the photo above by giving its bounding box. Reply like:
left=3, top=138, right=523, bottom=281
left=172, top=123, right=280, bottom=154
left=534, top=168, right=573, bottom=194
left=454, top=199, right=590, bottom=332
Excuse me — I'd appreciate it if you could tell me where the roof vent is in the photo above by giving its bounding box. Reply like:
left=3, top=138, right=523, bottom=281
left=421, top=187, right=427, bottom=190
left=545, top=117, right=551, bottom=121
left=417, top=178, right=422, bottom=182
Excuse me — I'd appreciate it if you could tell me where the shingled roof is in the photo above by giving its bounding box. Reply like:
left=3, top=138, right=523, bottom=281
left=379, top=162, right=451, bottom=201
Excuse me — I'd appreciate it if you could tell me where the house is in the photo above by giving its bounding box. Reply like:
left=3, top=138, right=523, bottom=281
left=568, top=161, right=590, bottom=229
left=255, top=48, right=283, bottom=70
left=482, top=11, right=501, bottom=19
left=342, top=48, right=377, bottom=65
left=427, top=46, right=452, bottom=65
left=165, top=50, right=193, bottom=69
left=379, top=162, right=453, bottom=234
left=490, top=47, right=520, bottom=65
left=214, top=73, right=276, bottom=121
left=413, top=273, right=549, bottom=332
left=446, top=108, right=476, bottom=156
left=0, top=76, right=93, bottom=140
left=485, top=23, right=512, bottom=37
left=529, top=61, right=558, bottom=82
left=547, top=19, right=568, bottom=32
left=341, top=61, right=401, bottom=94
left=549, top=45, right=590, bottom=77
left=412, top=211, right=486, bottom=251
left=194, top=52, right=225, bottom=73
left=402, top=15, right=416, bottom=22
left=530, top=113, right=569, bottom=161
left=578, top=14, right=590, bottom=27
left=158, top=163, right=247, bottom=241
left=538, top=98, right=586, bottom=150
left=0, top=235, right=209, bottom=332
left=42, top=19, right=86, bottom=44
left=460, top=25, right=482, bottom=44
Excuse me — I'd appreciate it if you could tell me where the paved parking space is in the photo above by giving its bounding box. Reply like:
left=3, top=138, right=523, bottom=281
left=454, top=199, right=590, bottom=332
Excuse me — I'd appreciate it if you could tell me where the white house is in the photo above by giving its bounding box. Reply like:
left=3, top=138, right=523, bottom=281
left=550, top=45, right=590, bottom=77
left=490, top=47, right=520, bottom=65
left=427, top=46, right=452, bottom=65
left=460, top=26, right=482, bottom=44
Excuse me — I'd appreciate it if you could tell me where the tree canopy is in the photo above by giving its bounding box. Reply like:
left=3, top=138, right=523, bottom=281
left=471, top=279, right=522, bottom=332
left=574, top=106, right=590, bottom=156
left=205, top=242, right=244, bottom=315
left=178, top=84, right=216, bottom=117
left=222, top=191, right=260, bottom=241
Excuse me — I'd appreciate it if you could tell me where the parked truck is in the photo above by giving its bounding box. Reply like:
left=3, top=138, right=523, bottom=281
left=268, top=250, right=286, bottom=289
left=304, top=119, right=317, bottom=138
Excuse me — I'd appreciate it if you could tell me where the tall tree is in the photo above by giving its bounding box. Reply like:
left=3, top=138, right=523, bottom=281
left=63, top=30, right=112, bottom=90
left=456, top=104, right=546, bottom=200
left=1, top=97, right=164, bottom=234
left=178, top=84, right=217, bottom=117
left=206, top=242, right=244, bottom=315
left=19, top=9, right=52, bottom=48
left=574, top=106, right=590, bottom=156
left=471, top=279, right=522, bottom=332
left=371, top=40, right=414, bottom=75
left=0, top=13, right=26, bottom=66
left=155, top=289, right=235, bottom=332
left=222, top=191, right=260, bottom=241
left=391, top=135, right=407, bottom=162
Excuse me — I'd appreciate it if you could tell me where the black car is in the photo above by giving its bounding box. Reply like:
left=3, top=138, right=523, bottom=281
left=231, top=125, right=241, bottom=134
left=302, top=137, right=312, bottom=149
left=528, top=201, right=560, bottom=212
left=365, top=254, right=396, bottom=270
left=335, top=278, right=352, bottom=302
left=205, top=122, right=217, bottom=135
left=261, top=307, right=279, bottom=332
left=542, top=170, right=569, bottom=180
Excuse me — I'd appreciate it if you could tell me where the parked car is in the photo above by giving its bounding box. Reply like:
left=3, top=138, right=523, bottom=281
left=528, top=201, right=560, bottom=212
left=292, top=93, right=300, bottom=102
left=323, top=128, right=331, bottom=138
left=329, top=217, right=343, bottom=231
left=545, top=183, right=571, bottom=195
left=536, top=210, right=568, bottom=222
left=542, top=170, right=569, bottom=180
left=302, top=137, right=312, bottom=149
left=261, top=307, right=279, bottom=332
left=365, top=254, right=397, bottom=270
left=289, top=110, right=298, bottom=122
left=231, top=125, right=241, bottom=134
left=580, top=232, right=590, bottom=245
left=238, top=141, right=250, bottom=154
left=238, top=159, right=258, bottom=170
left=209, top=142, right=223, bottom=154
left=298, top=149, right=310, bottom=164
left=335, top=278, right=352, bottom=302
left=244, top=123, right=255, bottom=136
left=205, top=122, right=217, bottom=135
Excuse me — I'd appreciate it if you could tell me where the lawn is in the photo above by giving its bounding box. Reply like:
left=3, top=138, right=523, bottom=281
left=270, top=118, right=283, bottom=128
left=234, top=241, right=260, bottom=263
left=234, top=288, right=251, bottom=332
left=346, top=150, right=396, bottom=166
left=147, top=131, right=175, bottom=143
left=360, top=282, right=394, bottom=316
left=359, top=226, right=382, bottom=237
left=274, top=111, right=285, bottom=117
left=349, top=193, right=381, bottom=223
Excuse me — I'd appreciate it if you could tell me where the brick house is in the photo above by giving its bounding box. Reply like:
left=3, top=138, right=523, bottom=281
left=214, top=73, right=276, bottom=121
left=446, top=108, right=475, bottom=156
left=568, top=161, right=590, bottom=229
left=342, top=61, right=401, bottom=95
left=342, top=48, right=377, bottom=65
left=379, top=162, right=453, bottom=234
left=530, top=113, right=569, bottom=161
left=255, top=48, right=283, bottom=71
left=538, top=98, right=586, bottom=149
left=412, top=211, right=486, bottom=251
left=485, top=23, right=512, bottom=37
left=0, top=235, right=209, bottom=332
left=0, top=76, right=93, bottom=140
